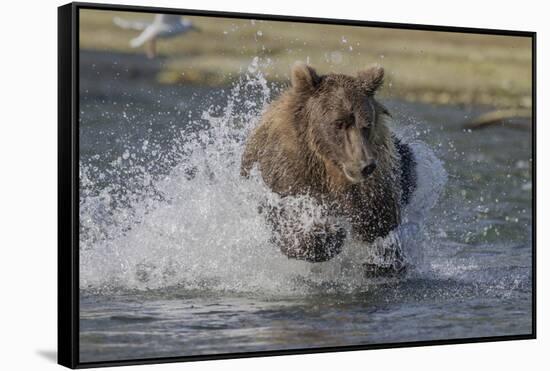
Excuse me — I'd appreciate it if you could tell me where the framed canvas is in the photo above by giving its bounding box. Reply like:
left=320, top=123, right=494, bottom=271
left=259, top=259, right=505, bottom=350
left=58, top=2, right=536, bottom=368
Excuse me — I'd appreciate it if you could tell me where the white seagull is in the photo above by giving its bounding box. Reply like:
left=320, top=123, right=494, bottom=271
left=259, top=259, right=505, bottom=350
left=113, top=14, right=199, bottom=58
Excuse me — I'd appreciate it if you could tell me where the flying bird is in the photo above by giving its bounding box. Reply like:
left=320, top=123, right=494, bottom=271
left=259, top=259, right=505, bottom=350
left=113, top=14, right=199, bottom=58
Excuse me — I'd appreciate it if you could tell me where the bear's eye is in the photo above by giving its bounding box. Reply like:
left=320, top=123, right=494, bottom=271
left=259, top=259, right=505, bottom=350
left=335, top=116, right=354, bottom=130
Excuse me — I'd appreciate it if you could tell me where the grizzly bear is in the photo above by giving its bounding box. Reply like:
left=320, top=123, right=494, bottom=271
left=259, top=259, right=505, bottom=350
left=241, top=63, right=416, bottom=268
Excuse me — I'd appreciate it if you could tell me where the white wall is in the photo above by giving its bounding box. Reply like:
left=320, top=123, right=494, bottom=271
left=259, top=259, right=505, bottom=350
left=0, top=0, right=545, bottom=370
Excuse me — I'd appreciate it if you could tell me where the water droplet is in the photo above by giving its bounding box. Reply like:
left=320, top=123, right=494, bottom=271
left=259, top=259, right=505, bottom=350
left=330, top=51, right=343, bottom=64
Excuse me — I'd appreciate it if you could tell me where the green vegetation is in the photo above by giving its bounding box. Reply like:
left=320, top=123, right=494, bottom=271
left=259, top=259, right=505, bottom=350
left=80, top=9, right=532, bottom=107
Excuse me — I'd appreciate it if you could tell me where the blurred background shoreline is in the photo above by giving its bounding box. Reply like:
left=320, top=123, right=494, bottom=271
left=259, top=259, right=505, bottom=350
left=80, top=9, right=532, bottom=109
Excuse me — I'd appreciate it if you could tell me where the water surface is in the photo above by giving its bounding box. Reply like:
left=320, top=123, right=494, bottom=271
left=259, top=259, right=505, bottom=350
left=79, top=68, right=532, bottom=363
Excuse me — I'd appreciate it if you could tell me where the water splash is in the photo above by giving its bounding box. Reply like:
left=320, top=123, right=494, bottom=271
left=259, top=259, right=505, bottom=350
left=79, top=61, right=447, bottom=295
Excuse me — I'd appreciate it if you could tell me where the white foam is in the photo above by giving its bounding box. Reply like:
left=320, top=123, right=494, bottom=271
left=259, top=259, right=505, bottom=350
left=79, top=61, right=447, bottom=295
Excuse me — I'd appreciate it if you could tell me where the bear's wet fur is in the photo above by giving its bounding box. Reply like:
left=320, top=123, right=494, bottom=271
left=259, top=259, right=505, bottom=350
left=241, top=63, right=416, bottom=264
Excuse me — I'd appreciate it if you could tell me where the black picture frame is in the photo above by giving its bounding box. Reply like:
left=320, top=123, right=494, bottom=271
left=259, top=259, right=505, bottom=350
left=58, top=2, right=537, bottom=368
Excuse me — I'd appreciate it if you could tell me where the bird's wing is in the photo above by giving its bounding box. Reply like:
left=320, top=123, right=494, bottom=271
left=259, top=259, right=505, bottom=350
left=129, top=24, right=161, bottom=47
left=113, top=16, right=151, bottom=31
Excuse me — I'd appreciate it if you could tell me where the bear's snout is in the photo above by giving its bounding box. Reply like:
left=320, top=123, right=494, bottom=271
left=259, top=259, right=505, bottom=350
left=361, top=161, right=377, bottom=178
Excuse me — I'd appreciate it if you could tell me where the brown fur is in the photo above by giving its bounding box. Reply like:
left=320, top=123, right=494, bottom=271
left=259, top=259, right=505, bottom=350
left=241, top=63, right=404, bottom=262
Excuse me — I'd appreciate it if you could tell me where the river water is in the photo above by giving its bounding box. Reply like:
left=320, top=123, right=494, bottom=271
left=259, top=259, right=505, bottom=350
left=78, top=65, right=533, bottom=363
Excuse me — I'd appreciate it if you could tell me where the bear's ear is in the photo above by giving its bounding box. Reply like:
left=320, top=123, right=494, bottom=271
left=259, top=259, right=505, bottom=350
left=357, top=65, right=385, bottom=94
left=291, top=62, right=320, bottom=93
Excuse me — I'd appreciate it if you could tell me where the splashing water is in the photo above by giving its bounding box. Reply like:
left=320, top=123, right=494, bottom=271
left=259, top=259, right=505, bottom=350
left=79, top=63, right=447, bottom=295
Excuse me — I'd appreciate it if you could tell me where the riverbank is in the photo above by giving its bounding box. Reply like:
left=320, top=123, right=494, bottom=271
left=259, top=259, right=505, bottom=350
left=80, top=9, right=533, bottom=108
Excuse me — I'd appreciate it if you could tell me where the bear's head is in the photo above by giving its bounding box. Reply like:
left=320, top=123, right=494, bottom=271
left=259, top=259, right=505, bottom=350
left=291, top=63, right=392, bottom=185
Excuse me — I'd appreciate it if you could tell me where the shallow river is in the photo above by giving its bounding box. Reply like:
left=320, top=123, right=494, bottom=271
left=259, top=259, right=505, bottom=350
left=78, top=68, right=532, bottom=363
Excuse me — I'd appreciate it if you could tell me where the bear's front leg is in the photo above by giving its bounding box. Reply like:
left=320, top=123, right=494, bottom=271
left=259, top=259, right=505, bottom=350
left=275, top=222, right=346, bottom=263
